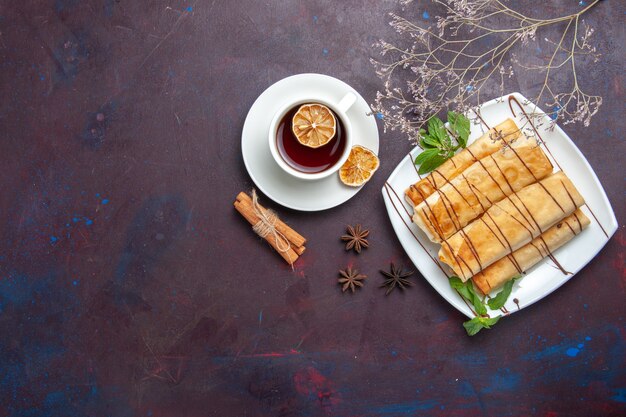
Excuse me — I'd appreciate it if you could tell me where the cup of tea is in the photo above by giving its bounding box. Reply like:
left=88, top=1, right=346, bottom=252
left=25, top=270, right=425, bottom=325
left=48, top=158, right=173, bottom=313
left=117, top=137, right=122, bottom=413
left=268, top=92, right=356, bottom=180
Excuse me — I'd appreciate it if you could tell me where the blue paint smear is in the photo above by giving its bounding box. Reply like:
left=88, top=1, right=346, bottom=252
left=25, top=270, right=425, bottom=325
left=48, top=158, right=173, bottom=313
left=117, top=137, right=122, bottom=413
left=422, top=11, right=430, bottom=20
left=322, top=48, right=329, bottom=56
left=611, top=388, right=626, bottom=403
left=457, top=380, right=476, bottom=397
left=23, top=384, right=130, bottom=417
left=0, top=271, right=78, bottom=407
left=482, top=368, right=520, bottom=393
left=456, top=351, right=488, bottom=366
left=550, top=104, right=561, bottom=120
left=186, top=6, right=193, bottom=12
left=565, top=347, right=580, bottom=357
left=370, top=399, right=438, bottom=414
left=585, top=336, right=592, bottom=341
left=376, top=112, right=384, bottom=120
left=50, top=236, right=58, bottom=243
left=101, top=199, right=109, bottom=205
left=84, top=218, right=93, bottom=226
left=525, top=345, right=556, bottom=361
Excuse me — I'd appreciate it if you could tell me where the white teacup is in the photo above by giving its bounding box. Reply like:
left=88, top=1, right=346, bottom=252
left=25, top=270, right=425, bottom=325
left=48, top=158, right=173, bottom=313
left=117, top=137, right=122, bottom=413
left=268, top=93, right=356, bottom=180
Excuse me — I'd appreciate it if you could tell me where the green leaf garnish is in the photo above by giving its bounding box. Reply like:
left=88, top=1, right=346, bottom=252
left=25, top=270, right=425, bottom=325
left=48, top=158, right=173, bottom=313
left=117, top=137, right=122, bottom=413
left=415, top=112, right=470, bottom=174
left=462, top=316, right=501, bottom=336
left=450, top=276, right=510, bottom=336
left=487, top=275, right=521, bottom=310
left=448, top=276, right=486, bottom=316
left=420, top=135, right=441, bottom=149
left=427, top=117, right=448, bottom=143
left=448, top=111, right=470, bottom=148
left=418, top=153, right=447, bottom=175
left=414, top=148, right=440, bottom=165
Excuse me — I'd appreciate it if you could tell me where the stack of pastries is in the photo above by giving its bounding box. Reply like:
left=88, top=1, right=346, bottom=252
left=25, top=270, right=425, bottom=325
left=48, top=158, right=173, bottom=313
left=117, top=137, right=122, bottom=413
left=405, top=119, right=589, bottom=295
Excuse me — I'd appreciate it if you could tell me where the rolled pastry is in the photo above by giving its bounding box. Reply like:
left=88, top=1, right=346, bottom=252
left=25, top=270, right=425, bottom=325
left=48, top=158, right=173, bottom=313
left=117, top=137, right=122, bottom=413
left=405, top=118, right=521, bottom=207
left=472, top=210, right=590, bottom=295
left=439, top=171, right=585, bottom=281
left=413, top=136, right=553, bottom=243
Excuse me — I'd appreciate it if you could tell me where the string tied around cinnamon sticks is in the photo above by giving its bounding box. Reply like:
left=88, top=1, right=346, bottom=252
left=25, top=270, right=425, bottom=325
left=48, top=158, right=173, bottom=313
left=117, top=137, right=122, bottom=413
left=250, top=189, right=291, bottom=254
left=234, top=190, right=307, bottom=266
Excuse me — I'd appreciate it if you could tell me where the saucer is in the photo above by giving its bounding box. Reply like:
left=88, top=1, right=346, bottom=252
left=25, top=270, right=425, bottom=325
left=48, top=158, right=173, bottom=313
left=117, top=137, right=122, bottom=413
left=241, top=73, right=380, bottom=211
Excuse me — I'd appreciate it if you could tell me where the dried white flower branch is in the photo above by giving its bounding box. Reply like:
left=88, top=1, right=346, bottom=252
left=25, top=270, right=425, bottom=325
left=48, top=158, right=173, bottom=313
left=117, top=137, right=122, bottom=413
left=371, top=0, right=603, bottom=143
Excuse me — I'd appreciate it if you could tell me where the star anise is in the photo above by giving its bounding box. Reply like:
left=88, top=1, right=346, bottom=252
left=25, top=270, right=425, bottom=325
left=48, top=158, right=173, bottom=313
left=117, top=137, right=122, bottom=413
left=380, top=263, right=414, bottom=295
left=341, top=224, right=369, bottom=254
left=338, top=267, right=367, bottom=293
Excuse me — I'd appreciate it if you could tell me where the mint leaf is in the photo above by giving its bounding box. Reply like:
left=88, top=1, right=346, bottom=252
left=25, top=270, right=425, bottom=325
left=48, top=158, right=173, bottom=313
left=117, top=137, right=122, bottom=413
left=449, top=276, right=472, bottom=298
left=448, top=111, right=470, bottom=148
left=468, top=286, right=487, bottom=316
left=418, top=153, right=447, bottom=175
left=451, top=277, right=503, bottom=336
left=463, top=315, right=501, bottom=336
left=487, top=276, right=521, bottom=310
left=449, top=276, right=486, bottom=315
left=415, top=111, right=469, bottom=176
left=480, top=316, right=501, bottom=327
left=420, top=138, right=436, bottom=149
left=462, top=317, right=485, bottom=336
left=427, top=117, right=448, bottom=143
left=448, top=276, right=465, bottom=289
left=414, top=148, right=440, bottom=165
left=420, top=134, right=441, bottom=149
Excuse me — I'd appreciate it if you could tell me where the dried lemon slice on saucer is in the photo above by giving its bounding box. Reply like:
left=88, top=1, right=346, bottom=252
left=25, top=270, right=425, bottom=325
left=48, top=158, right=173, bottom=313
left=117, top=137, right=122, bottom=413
left=339, top=145, right=380, bottom=187
left=292, top=103, right=337, bottom=148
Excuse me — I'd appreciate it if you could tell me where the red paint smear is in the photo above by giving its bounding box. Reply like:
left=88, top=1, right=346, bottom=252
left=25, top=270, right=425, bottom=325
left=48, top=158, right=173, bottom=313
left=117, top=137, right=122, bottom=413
left=293, top=366, right=340, bottom=408
left=544, top=412, right=558, bottom=417
left=292, top=250, right=314, bottom=269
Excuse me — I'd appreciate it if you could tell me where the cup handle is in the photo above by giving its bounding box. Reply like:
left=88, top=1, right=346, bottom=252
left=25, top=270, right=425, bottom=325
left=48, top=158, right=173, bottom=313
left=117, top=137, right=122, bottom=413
left=337, top=92, right=357, bottom=113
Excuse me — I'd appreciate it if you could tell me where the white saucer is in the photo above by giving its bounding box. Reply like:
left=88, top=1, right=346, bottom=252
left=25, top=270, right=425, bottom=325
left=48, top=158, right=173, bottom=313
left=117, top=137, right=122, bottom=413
left=241, top=73, right=380, bottom=211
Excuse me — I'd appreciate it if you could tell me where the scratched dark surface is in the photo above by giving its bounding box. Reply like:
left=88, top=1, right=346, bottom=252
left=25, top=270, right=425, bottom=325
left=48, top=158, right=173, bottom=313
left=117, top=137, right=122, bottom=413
left=0, top=0, right=624, bottom=416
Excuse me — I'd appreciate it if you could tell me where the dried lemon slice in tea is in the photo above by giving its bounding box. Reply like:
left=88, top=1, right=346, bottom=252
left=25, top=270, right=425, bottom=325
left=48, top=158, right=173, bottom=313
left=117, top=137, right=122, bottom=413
left=292, top=104, right=337, bottom=148
left=339, top=145, right=380, bottom=187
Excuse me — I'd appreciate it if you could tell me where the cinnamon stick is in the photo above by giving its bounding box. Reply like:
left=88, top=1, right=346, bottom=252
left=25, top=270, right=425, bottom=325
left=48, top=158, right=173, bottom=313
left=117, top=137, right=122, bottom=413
left=235, top=192, right=307, bottom=248
left=234, top=200, right=300, bottom=265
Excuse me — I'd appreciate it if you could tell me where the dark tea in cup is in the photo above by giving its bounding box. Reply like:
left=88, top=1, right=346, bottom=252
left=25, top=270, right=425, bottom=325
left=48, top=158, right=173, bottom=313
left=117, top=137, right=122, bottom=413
left=276, top=103, right=348, bottom=174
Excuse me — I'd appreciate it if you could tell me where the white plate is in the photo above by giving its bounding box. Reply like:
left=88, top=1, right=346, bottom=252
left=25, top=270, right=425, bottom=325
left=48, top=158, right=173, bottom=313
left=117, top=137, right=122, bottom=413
left=382, top=92, right=618, bottom=319
left=242, top=73, right=379, bottom=211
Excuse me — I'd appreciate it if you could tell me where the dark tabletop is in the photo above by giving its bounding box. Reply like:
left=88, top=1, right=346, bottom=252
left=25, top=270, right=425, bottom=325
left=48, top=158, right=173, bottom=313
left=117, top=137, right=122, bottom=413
left=1, top=1, right=624, bottom=416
